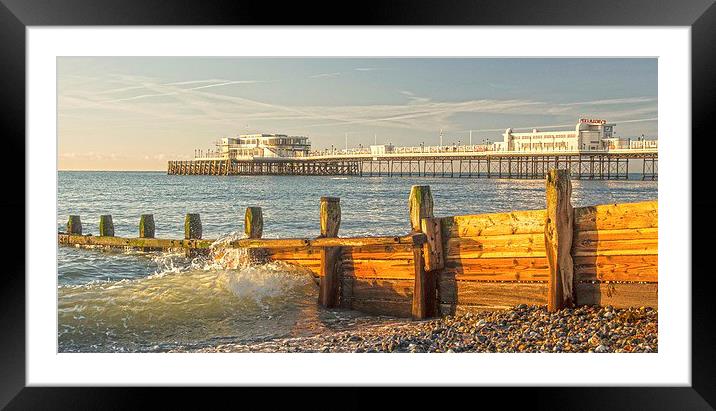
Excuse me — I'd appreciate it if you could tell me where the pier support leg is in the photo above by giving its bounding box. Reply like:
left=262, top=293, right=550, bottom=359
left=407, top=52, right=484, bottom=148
left=545, top=169, right=575, bottom=312
left=318, top=197, right=342, bottom=308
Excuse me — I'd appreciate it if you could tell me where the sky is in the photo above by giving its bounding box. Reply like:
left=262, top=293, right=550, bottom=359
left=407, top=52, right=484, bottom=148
left=58, top=57, right=657, bottom=171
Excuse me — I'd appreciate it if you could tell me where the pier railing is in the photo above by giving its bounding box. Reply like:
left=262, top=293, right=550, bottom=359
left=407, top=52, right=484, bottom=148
left=59, top=169, right=658, bottom=319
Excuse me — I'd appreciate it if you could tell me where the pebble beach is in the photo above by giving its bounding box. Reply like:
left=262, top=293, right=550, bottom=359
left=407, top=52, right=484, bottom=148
left=185, top=305, right=658, bottom=353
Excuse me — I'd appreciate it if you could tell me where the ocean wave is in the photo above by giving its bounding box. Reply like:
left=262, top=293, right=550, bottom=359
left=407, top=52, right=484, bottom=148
left=58, top=240, right=319, bottom=352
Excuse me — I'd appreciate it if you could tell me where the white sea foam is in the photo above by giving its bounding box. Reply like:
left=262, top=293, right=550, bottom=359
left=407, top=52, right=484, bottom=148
left=58, top=235, right=319, bottom=352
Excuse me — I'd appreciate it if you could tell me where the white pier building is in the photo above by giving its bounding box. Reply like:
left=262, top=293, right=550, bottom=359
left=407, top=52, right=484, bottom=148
left=495, top=118, right=656, bottom=152
left=198, top=134, right=310, bottom=160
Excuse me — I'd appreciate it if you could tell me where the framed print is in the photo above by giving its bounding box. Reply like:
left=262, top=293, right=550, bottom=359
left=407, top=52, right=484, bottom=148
left=2, top=0, right=715, bottom=408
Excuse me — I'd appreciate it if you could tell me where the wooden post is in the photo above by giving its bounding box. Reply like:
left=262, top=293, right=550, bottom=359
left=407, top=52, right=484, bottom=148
left=320, top=197, right=341, bottom=237
left=409, top=185, right=433, bottom=232
left=409, top=186, right=436, bottom=319
left=244, top=207, right=265, bottom=263
left=184, top=213, right=202, bottom=239
left=318, top=197, right=341, bottom=308
left=139, top=214, right=155, bottom=238
left=245, top=207, right=263, bottom=239
left=67, top=215, right=82, bottom=235
left=99, top=215, right=114, bottom=237
left=421, top=217, right=444, bottom=271
left=545, top=169, right=575, bottom=312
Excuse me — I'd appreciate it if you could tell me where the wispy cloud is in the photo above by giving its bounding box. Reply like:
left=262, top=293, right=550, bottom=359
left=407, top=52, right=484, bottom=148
left=60, top=73, right=657, bottom=138
left=309, top=72, right=342, bottom=79
left=97, top=78, right=267, bottom=102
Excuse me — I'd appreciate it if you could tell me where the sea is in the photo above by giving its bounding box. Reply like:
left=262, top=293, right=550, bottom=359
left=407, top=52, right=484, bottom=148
left=57, top=171, right=657, bottom=352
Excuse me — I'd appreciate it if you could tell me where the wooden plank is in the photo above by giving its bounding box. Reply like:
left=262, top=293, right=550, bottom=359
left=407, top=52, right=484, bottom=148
left=575, top=282, right=658, bottom=308
left=445, top=256, right=549, bottom=272
left=266, top=246, right=322, bottom=260
left=343, top=243, right=414, bottom=260
left=230, top=234, right=425, bottom=249
left=342, top=259, right=416, bottom=280
left=444, top=233, right=546, bottom=259
left=441, top=209, right=546, bottom=238
left=438, top=276, right=548, bottom=308
left=572, top=238, right=658, bottom=255
left=342, top=277, right=414, bottom=300
left=61, top=233, right=426, bottom=251
left=574, top=227, right=658, bottom=242
left=442, top=264, right=550, bottom=282
left=572, top=248, right=658, bottom=257
left=574, top=254, right=658, bottom=282
left=58, top=234, right=214, bottom=250
left=574, top=201, right=658, bottom=231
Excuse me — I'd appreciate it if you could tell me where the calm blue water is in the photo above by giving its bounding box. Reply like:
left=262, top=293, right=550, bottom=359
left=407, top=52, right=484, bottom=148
left=57, top=172, right=657, bottom=352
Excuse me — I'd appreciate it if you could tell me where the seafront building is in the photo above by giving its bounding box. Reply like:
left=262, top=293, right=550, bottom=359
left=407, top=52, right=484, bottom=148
left=494, top=118, right=656, bottom=152
left=209, top=134, right=311, bottom=160
left=193, top=118, right=655, bottom=161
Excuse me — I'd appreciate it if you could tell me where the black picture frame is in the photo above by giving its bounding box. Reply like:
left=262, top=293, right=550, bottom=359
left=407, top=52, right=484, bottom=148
left=1, top=0, right=713, bottom=408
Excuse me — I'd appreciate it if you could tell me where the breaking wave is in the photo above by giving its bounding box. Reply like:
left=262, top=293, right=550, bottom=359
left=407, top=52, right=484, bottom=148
left=58, top=233, right=320, bottom=352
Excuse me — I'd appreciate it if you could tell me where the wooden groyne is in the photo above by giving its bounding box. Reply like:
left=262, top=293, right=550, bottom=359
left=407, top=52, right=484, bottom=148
left=59, top=169, right=658, bottom=319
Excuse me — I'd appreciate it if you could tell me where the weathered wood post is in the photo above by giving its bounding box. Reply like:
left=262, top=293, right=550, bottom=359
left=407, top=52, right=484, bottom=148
left=99, top=215, right=114, bottom=237
left=409, top=185, right=437, bottom=319
left=67, top=215, right=82, bottom=235
left=245, top=207, right=263, bottom=238
left=184, top=213, right=202, bottom=239
left=184, top=213, right=202, bottom=258
left=318, top=197, right=341, bottom=308
left=545, top=169, right=575, bottom=312
left=421, top=218, right=444, bottom=272
left=139, top=214, right=155, bottom=238
left=244, top=207, right=265, bottom=263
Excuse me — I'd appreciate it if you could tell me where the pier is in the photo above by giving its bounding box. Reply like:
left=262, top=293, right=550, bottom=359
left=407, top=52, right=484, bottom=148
left=61, top=169, right=658, bottom=319
left=168, top=150, right=657, bottom=180
left=168, top=118, right=658, bottom=179
left=167, top=158, right=360, bottom=176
